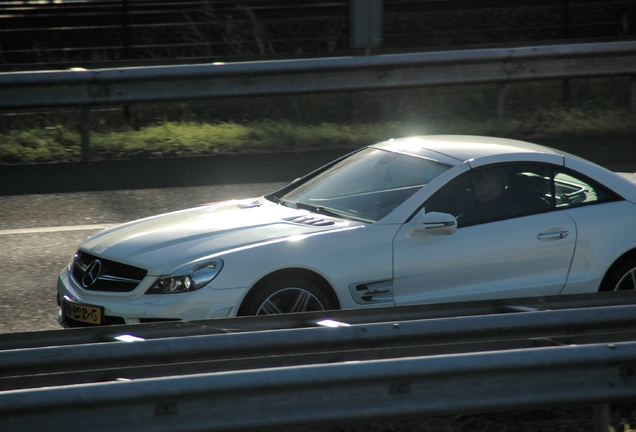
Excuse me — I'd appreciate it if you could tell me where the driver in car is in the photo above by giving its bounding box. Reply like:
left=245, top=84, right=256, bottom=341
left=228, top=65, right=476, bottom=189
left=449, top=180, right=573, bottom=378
left=459, top=168, right=521, bottom=225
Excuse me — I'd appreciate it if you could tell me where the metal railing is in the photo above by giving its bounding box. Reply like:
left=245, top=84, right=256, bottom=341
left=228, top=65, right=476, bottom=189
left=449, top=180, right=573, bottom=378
left=1, top=295, right=636, bottom=431
left=3, top=289, right=636, bottom=350
left=3, top=41, right=636, bottom=109
left=1, top=343, right=635, bottom=432
left=1, top=0, right=634, bottom=71
left=3, top=300, right=636, bottom=391
left=2, top=41, right=636, bottom=151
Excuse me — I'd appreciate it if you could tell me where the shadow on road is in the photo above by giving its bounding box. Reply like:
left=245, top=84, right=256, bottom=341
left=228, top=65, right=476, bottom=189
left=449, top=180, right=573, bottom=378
left=0, top=150, right=351, bottom=196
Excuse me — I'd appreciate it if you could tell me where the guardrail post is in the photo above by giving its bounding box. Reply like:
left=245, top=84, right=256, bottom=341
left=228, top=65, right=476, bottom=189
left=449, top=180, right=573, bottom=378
left=562, top=0, right=571, bottom=39
left=562, top=79, right=571, bottom=107
left=350, top=0, right=383, bottom=50
left=592, top=403, right=610, bottom=432
left=631, top=76, right=636, bottom=115
left=80, top=106, right=91, bottom=157
left=122, top=0, right=130, bottom=60
left=496, top=83, right=506, bottom=127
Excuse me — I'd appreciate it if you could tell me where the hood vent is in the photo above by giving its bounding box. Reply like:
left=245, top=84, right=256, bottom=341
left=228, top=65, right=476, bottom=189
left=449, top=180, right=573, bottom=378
left=237, top=200, right=262, bottom=209
left=283, top=215, right=335, bottom=226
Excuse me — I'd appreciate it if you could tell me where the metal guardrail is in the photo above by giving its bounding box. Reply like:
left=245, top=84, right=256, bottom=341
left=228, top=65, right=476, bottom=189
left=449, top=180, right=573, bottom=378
left=1, top=329, right=636, bottom=430
left=2, top=290, right=636, bottom=351
left=1, top=0, right=633, bottom=71
left=1, top=40, right=635, bottom=151
left=2, top=300, right=636, bottom=392
left=1, top=294, right=636, bottom=431
left=2, top=41, right=636, bottom=110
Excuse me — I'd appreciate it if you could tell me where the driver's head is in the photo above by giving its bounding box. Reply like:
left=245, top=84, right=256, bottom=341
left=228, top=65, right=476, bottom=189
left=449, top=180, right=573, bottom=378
left=471, top=169, right=507, bottom=203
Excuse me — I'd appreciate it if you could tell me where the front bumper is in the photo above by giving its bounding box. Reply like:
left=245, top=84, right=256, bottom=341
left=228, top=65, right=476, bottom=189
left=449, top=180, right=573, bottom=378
left=56, top=268, right=246, bottom=327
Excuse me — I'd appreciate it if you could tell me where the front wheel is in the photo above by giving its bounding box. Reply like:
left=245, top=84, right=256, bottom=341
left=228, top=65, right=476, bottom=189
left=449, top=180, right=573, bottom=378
left=239, top=278, right=334, bottom=316
left=600, top=259, right=636, bottom=292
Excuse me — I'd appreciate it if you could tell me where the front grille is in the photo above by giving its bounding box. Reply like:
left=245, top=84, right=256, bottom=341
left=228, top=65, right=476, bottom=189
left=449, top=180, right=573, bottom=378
left=72, top=252, right=147, bottom=292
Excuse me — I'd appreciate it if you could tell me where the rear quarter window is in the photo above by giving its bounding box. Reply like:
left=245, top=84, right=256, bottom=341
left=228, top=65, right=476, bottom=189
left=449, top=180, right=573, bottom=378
left=554, top=171, right=616, bottom=208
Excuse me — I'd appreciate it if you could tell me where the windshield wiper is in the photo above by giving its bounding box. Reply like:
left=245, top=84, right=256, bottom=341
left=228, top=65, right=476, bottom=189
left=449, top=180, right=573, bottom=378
left=294, top=202, right=349, bottom=219
left=293, top=201, right=374, bottom=223
left=269, top=196, right=290, bottom=207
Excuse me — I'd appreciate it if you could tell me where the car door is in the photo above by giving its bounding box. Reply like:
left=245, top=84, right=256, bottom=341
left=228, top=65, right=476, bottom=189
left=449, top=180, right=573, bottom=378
left=392, top=163, right=577, bottom=305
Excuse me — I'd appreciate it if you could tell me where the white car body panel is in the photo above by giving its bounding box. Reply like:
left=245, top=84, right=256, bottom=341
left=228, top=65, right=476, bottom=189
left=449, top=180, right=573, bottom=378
left=56, top=135, right=636, bottom=327
left=207, top=221, right=399, bottom=310
left=58, top=198, right=400, bottom=320
left=79, top=199, right=358, bottom=276
left=565, top=157, right=636, bottom=201
left=393, top=212, right=577, bottom=304
left=383, top=135, right=562, bottom=162
left=617, top=172, right=636, bottom=186
left=57, top=269, right=246, bottom=321
left=560, top=200, right=636, bottom=294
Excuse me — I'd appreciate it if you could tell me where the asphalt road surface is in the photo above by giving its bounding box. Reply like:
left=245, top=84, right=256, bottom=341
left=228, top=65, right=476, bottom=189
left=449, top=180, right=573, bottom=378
left=0, top=135, right=634, bottom=334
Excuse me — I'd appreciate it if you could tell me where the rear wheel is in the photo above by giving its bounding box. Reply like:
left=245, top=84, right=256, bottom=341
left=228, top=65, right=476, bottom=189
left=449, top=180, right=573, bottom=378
left=240, top=278, right=334, bottom=316
left=600, top=258, right=636, bottom=291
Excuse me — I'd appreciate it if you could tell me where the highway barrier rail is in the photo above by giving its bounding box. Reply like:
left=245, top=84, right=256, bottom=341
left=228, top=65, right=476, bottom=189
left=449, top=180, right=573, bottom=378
left=2, top=341, right=635, bottom=432
left=2, top=290, right=636, bottom=351
left=1, top=40, right=636, bottom=152
left=2, top=0, right=632, bottom=71
left=1, top=292, right=636, bottom=431
left=2, top=41, right=636, bottom=111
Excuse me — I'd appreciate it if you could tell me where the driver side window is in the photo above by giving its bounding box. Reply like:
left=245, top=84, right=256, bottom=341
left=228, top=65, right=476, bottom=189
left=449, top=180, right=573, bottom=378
left=425, top=164, right=553, bottom=227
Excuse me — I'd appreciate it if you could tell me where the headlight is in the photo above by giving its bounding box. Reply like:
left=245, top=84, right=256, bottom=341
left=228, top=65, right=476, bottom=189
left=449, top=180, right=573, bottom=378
left=145, top=259, right=223, bottom=294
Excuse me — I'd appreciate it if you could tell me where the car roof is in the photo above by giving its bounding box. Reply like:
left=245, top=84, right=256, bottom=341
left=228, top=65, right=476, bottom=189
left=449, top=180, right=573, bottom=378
left=372, top=135, right=564, bottom=165
left=371, top=135, right=636, bottom=218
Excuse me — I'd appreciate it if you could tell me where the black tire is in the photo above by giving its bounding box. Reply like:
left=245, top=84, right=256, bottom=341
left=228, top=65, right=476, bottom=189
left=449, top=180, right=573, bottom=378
left=240, top=277, right=334, bottom=316
left=600, top=258, right=636, bottom=292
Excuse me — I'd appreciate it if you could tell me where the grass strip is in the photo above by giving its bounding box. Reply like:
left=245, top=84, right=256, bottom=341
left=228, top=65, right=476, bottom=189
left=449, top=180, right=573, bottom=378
left=1, top=108, right=635, bottom=165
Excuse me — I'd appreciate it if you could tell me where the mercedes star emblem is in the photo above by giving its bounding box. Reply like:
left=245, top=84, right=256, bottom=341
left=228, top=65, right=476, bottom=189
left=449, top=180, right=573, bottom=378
left=82, top=260, right=103, bottom=288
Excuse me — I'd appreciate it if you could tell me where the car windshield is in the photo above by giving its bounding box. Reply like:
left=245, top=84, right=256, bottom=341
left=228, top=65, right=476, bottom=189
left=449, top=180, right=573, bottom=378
left=272, top=147, right=451, bottom=222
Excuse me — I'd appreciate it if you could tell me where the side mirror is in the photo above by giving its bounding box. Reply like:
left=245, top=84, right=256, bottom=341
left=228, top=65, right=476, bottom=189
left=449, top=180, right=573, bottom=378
left=413, top=211, right=457, bottom=235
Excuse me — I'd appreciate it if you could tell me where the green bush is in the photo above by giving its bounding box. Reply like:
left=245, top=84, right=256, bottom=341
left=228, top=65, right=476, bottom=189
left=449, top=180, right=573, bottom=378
left=0, top=126, right=81, bottom=163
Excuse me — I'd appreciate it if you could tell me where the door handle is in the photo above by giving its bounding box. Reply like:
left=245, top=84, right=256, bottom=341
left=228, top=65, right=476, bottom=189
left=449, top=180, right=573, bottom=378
left=537, top=230, right=569, bottom=240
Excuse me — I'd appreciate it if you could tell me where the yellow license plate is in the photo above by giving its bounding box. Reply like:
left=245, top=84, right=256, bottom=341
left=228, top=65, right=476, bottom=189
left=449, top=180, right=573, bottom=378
left=64, top=300, right=103, bottom=325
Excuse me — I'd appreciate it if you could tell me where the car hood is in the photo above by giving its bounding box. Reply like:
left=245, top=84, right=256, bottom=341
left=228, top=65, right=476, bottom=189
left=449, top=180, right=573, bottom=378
left=79, top=198, right=358, bottom=275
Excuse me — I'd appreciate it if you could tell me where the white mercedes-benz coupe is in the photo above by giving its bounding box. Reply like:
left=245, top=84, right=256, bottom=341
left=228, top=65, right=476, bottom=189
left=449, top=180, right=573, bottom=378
left=57, top=135, right=636, bottom=327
